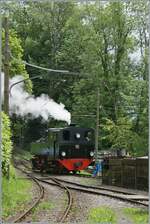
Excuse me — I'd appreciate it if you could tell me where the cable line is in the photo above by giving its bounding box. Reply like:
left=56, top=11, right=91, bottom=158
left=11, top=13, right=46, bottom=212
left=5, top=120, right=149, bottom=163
left=23, top=61, right=80, bottom=75
left=9, top=57, right=83, bottom=95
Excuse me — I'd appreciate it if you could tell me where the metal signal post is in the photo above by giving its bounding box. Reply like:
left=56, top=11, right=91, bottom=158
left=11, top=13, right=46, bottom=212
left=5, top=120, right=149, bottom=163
left=95, top=87, right=100, bottom=163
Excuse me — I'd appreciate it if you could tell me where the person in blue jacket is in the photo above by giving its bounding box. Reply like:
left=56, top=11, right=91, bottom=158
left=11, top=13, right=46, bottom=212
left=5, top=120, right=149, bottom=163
left=92, top=161, right=102, bottom=177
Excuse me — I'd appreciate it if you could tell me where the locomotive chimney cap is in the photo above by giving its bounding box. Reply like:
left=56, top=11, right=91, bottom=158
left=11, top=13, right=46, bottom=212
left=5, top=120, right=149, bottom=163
left=69, top=123, right=76, bottom=126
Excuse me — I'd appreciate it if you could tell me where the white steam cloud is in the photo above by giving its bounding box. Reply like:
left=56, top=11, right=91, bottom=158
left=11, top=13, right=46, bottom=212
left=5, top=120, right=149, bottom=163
left=1, top=72, right=4, bottom=100
left=1, top=73, right=71, bottom=124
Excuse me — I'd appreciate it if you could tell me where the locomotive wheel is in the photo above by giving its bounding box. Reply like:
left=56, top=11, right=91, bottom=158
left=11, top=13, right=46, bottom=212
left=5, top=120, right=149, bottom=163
left=72, top=171, right=77, bottom=175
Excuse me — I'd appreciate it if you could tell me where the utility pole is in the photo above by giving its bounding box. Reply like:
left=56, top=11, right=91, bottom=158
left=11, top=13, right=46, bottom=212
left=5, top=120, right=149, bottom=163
left=95, top=87, right=100, bottom=163
left=4, top=15, right=10, bottom=115
left=0, top=11, right=2, bottom=224
left=3, top=14, right=10, bottom=179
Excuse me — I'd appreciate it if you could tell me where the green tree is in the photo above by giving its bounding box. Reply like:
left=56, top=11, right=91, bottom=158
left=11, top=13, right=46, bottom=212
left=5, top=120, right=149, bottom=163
left=2, top=26, right=33, bottom=150
left=71, top=1, right=148, bottom=154
left=129, top=0, right=148, bottom=152
left=72, top=2, right=134, bottom=128
left=2, top=29, right=32, bottom=92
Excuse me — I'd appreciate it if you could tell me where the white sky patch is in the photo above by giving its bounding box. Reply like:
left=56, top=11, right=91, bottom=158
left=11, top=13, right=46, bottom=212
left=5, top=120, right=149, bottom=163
left=2, top=74, right=71, bottom=124
left=129, top=48, right=142, bottom=64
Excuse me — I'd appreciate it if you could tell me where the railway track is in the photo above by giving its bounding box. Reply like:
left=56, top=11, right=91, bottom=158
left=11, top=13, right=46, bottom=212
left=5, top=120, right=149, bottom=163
left=18, top=159, right=148, bottom=208
left=36, top=176, right=148, bottom=207
left=33, top=176, right=73, bottom=223
left=11, top=158, right=148, bottom=223
left=6, top=172, right=44, bottom=223
left=9, top=161, right=73, bottom=223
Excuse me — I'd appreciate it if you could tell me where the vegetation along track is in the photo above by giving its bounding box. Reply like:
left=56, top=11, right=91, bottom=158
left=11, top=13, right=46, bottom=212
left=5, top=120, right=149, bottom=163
left=37, top=176, right=148, bottom=208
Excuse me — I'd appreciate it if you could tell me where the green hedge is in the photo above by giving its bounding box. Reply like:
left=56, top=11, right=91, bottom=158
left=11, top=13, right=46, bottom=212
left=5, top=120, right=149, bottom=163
left=2, top=112, right=12, bottom=176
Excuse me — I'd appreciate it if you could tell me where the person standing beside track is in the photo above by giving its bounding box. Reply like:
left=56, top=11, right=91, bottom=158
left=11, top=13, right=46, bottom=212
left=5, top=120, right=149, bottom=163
left=92, top=160, right=102, bottom=177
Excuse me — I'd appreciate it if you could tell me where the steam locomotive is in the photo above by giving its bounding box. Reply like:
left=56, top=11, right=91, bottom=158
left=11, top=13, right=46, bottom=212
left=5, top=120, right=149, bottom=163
left=31, top=124, right=95, bottom=174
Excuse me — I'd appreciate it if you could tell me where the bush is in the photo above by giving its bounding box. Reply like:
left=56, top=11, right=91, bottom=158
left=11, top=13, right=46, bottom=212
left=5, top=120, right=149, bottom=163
left=2, top=112, right=12, bottom=176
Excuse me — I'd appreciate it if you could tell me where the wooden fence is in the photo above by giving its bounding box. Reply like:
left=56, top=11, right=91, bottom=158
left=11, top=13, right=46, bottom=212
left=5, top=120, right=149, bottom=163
left=102, top=158, right=148, bottom=190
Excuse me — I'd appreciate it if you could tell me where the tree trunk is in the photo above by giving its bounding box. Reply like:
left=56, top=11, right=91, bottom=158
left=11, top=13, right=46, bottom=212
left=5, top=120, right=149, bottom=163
left=4, top=16, right=10, bottom=115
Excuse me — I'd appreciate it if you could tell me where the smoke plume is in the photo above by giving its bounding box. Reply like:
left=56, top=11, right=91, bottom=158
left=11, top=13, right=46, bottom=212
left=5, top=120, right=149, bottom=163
left=1, top=73, right=71, bottom=124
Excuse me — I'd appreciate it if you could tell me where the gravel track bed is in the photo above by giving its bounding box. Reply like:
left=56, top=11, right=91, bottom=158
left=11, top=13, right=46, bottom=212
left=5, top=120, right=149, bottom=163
left=64, top=190, right=147, bottom=224
left=23, top=182, right=67, bottom=223
left=19, top=173, right=148, bottom=223
left=47, top=174, right=147, bottom=224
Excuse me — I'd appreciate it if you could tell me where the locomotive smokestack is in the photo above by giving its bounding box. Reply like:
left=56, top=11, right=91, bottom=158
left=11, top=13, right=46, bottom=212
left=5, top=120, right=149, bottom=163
left=69, top=123, right=76, bottom=127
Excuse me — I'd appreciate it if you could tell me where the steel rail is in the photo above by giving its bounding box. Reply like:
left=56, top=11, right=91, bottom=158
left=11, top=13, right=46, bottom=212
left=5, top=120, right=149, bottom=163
left=13, top=176, right=44, bottom=223
left=38, top=176, right=148, bottom=198
left=7, top=165, right=44, bottom=223
left=36, top=177, right=148, bottom=208
left=53, top=178, right=137, bottom=195
left=33, top=176, right=73, bottom=223
left=12, top=160, right=73, bottom=223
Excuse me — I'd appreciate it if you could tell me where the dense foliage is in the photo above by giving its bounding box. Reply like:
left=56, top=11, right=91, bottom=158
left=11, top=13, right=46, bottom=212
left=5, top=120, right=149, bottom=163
left=2, top=112, right=12, bottom=176
left=2, top=27, right=33, bottom=149
left=2, top=0, right=148, bottom=156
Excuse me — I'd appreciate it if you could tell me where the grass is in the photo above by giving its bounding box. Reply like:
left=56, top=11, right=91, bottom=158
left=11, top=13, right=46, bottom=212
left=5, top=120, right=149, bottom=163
left=15, top=149, right=33, bottom=161
left=31, top=201, right=55, bottom=221
left=79, top=170, right=92, bottom=176
left=2, top=165, right=32, bottom=219
left=35, top=201, right=54, bottom=212
left=32, top=201, right=54, bottom=213
left=88, top=206, right=117, bottom=224
left=123, top=208, right=148, bottom=224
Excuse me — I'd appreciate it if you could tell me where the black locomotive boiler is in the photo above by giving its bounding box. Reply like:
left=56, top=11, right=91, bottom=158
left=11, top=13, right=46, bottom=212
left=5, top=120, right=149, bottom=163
left=31, top=124, right=95, bottom=173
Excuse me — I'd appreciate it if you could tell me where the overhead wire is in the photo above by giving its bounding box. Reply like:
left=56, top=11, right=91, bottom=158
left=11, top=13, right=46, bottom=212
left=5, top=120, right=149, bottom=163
left=9, top=55, right=84, bottom=95
left=22, top=60, right=80, bottom=75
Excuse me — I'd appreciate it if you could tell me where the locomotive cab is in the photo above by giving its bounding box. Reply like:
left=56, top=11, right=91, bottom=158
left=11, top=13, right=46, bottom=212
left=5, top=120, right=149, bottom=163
left=58, top=127, right=95, bottom=159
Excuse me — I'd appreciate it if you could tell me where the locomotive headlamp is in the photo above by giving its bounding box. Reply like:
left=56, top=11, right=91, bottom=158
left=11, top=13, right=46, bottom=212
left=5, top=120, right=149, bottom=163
left=61, top=151, right=66, bottom=157
left=76, top=133, right=81, bottom=139
left=90, top=151, right=94, bottom=157
left=75, top=144, right=80, bottom=149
